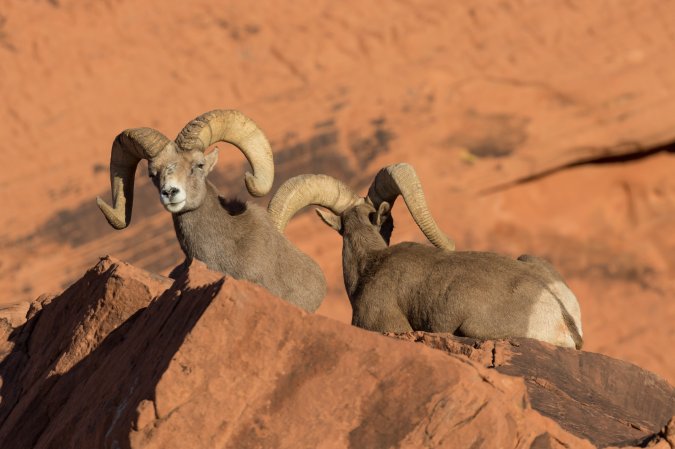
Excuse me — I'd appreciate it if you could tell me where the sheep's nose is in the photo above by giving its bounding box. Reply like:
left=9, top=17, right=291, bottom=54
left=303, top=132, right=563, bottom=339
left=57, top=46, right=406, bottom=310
left=162, top=187, right=179, bottom=198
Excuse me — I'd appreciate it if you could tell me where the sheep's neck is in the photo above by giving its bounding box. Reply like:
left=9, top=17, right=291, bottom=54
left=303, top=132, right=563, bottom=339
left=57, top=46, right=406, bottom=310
left=171, top=181, right=234, bottom=261
left=341, top=225, right=387, bottom=299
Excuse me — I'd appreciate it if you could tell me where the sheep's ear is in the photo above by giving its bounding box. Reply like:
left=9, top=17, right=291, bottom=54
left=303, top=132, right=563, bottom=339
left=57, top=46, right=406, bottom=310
left=375, top=201, right=391, bottom=226
left=316, top=208, right=342, bottom=233
left=204, top=147, right=219, bottom=174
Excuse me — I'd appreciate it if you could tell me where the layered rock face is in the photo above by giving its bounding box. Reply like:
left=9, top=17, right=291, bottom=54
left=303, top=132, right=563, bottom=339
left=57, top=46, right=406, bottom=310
left=391, top=333, right=675, bottom=448
left=2, top=0, right=675, bottom=387
left=0, top=258, right=673, bottom=449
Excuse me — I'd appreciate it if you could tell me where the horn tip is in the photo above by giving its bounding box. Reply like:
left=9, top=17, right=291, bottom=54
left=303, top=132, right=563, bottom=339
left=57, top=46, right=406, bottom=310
left=244, top=172, right=272, bottom=197
left=96, top=197, right=128, bottom=230
left=95, top=196, right=110, bottom=213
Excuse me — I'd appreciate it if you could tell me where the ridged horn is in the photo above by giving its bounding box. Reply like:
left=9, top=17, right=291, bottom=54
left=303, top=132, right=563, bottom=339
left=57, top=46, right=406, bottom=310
left=175, top=109, right=274, bottom=197
left=268, top=174, right=362, bottom=231
left=367, top=163, right=455, bottom=251
left=96, top=128, right=171, bottom=230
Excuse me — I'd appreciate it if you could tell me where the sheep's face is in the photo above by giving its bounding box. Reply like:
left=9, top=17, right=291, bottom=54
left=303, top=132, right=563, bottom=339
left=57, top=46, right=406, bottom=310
left=147, top=146, right=219, bottom=214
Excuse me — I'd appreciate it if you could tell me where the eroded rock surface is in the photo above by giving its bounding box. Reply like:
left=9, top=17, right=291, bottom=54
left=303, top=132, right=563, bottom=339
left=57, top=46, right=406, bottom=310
left=390, top=332, right=675, bottom=447
left=0, top=257, right=601, bottom=449
left=2, top=0, right=675, bottom=389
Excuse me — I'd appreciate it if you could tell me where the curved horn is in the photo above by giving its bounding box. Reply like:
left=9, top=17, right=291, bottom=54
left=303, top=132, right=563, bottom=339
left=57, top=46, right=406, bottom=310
left=367, top=163, right=455, bottom=251
left=268, top=174, right=362, bottom=231
left=96, top=128, right=171, bottom=230
left=175, top=109, right=274, bottom=197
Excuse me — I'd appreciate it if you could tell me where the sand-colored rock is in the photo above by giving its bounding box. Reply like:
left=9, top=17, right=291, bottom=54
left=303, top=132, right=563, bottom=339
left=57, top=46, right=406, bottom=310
left=0, top=258, right=601, bottom=448
left=0, top=301, right=30, bottom=328
left=391, top=332, right=675, bottom=448
left=1, top=0, right=675, bottom=392
left=620, top=416, right=675, bottom=449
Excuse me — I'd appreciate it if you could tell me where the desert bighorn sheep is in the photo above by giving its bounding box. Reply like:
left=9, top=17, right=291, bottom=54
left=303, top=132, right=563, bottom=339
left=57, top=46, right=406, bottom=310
left=97, top=109, right=326, bottom=312
left=269, top=163, right=583, bottom=349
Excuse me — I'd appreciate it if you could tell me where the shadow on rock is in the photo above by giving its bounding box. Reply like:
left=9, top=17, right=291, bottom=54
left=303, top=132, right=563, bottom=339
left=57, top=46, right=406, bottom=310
left=0, top=256, right=222, bottom=449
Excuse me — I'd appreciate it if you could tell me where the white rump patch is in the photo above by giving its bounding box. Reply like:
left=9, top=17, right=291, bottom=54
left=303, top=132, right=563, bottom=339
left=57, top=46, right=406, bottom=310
left=527, top=281, right=582, bottom=348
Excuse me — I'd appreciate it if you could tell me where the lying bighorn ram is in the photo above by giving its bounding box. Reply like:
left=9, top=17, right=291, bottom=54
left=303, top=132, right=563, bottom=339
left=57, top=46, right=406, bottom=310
left=269, top=163, right=583, bottom=349
left=97, top=109, right=326, bottom=312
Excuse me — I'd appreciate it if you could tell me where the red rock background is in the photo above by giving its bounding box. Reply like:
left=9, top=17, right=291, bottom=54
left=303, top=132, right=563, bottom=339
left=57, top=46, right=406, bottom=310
left=1, top=0, right=674, bottom=385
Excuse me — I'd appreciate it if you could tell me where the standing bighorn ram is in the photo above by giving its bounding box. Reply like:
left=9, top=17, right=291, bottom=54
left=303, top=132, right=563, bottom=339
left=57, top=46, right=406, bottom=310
left=269, top=163, right=583, bottom=349
left=97, top=109, right=326, bottom=312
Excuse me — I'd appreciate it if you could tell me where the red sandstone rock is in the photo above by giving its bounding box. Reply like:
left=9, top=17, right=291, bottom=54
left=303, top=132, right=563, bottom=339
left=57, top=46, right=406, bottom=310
left=390, top=332, right=675, bottom=448
left=2, top=0, right=675, bottom=389
left=0, top=301, right=30, bottom=328
left=2, top=5, right=675, bottom=443
left=622, top=416, right=675, bottom=449
left=0, top=258, right=598, bottom=449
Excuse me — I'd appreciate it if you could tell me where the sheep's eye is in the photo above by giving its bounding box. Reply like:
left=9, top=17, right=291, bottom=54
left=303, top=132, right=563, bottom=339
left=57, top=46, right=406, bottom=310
left=197, top=162, right=205, bottom=169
